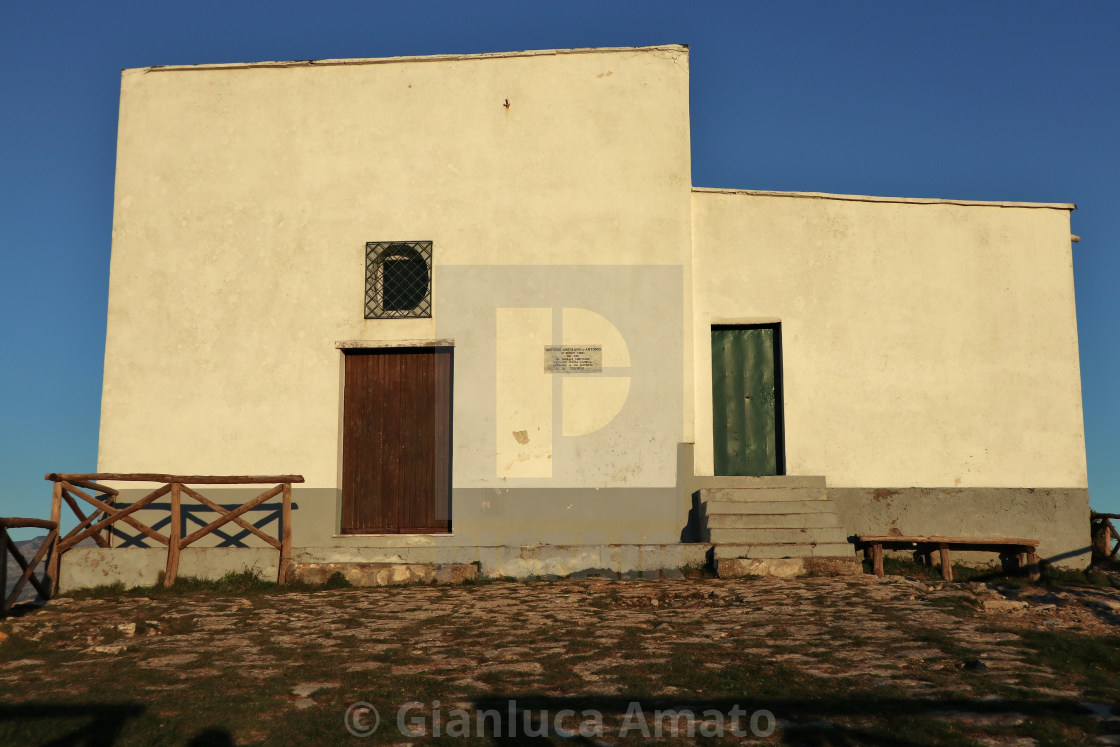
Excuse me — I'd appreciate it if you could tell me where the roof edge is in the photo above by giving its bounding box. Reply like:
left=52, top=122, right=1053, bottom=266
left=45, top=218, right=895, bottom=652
left=692, top=187, right=1075, bottom=211
left=132, top=44, right=689, bottom=74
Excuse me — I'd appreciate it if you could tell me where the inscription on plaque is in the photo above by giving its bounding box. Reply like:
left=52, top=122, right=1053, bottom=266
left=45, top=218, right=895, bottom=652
left=544, top=345, right=603, bottom=373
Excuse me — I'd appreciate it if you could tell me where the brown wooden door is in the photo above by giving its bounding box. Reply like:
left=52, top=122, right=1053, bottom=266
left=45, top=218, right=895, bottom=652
left=341, top=347, right=452, bottom=533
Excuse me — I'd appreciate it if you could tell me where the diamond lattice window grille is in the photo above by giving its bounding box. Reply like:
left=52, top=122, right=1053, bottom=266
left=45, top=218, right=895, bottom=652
left=365, top=241, right=432, bottom=319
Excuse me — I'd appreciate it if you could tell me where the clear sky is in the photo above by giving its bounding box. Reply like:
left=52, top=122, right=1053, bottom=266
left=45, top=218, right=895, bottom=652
left=2, top=1, right=1117, bottom=537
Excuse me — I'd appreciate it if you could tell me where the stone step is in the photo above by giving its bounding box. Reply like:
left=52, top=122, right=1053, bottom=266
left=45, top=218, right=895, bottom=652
left=695, top=475, right=826, bottom=490
left=700, top=487, right=828, bottom=503
left=705, top=512, right=840, bottom=529
left=712, top=542, right=856, bottom=560
left=716, top=556, right=863, bottom=578
left=702, top=500, right=837, bottom=515
left=706, top=526, right=850, bottom=545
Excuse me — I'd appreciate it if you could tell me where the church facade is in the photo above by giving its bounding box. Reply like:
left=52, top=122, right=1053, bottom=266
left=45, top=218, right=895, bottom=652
left=68, top=45, right=1087, bottom=585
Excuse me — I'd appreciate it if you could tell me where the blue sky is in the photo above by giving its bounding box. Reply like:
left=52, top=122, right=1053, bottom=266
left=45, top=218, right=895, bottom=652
left=2, top=1, right=1117, bottom=537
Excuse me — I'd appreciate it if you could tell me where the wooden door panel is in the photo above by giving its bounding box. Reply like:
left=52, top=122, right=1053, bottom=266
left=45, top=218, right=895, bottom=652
left=431, top=350, right=452, bottom=529
left=380, top=352, right=402, bottom=531
left=342, top=352, right=383, bottom=531
left=712, top=326, right=783, bottom=476
left=341, top=348, right=452, bottom=534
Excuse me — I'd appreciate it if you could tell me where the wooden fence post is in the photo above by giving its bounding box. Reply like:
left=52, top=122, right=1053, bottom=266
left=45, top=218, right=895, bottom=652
left=46, top=480, right=62, bottom=594
left=1092, top=516, right=1110, bottom=557
left=1026, top=549, right=1041, bottom=582
left=938, top=543, right=953, bottom=582
left=0, top=525, right=8, bottom=615
left=278, top=483, right=292, bottom=584
left=165, top=483, right=181, bottom=588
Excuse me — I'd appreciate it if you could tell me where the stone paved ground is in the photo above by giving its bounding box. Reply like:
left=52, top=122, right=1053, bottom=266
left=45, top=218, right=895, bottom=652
left=2, top=574, right=1120, bottom=744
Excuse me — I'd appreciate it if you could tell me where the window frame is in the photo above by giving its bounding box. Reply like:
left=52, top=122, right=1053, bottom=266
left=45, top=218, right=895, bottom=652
left=364, top=240, right=433, bottom=319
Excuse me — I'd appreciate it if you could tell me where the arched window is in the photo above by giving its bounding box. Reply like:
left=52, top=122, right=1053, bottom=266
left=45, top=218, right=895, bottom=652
left=365, top=241, right=432, bottom=318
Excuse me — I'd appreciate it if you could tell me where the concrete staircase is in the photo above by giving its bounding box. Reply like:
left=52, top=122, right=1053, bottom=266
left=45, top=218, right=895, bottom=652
left=697, top=476, right=860, bottom=577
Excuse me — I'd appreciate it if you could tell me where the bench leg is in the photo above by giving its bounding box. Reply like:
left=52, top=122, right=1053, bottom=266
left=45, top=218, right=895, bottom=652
left=938, top=544, right=953, bottom=582
left=1026, top=551, right=1040, bottom=582
left=872, top=543, right=884, bottom=577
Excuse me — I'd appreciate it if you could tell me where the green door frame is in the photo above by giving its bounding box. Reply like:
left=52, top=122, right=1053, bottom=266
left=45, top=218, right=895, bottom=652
left=711, top=323, right=786, bottom=476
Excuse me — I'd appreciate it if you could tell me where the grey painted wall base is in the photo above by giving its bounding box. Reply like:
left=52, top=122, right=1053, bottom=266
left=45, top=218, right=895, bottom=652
left=84, top=454, right=1090, bottom=580
left=829, top=487, right=1090, bottom=569
left=104, top=485, right=691, bottom=549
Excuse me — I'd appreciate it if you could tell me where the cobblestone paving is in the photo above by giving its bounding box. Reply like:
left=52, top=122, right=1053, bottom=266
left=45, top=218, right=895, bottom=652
left=2, top=575, right=1120, bottom=744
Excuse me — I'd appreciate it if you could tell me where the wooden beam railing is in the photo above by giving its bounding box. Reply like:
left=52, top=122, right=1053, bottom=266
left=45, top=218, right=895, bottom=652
left=44, top=474, right=304, bottom=591
left=1, top=517, right=59, bottom=616
left=1092, top=512, right=1120, bottom=560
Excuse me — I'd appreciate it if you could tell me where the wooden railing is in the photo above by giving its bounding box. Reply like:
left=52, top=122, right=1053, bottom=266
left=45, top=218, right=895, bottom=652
left=1, top=517, right=59, bottom=615
left=45, top=474, right=304, bottom=590
left=1092, top=511, right=1120, bottom=560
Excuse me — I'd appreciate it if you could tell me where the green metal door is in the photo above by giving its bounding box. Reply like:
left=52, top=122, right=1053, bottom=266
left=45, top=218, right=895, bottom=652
left=711, top=326, right=781, bottom=476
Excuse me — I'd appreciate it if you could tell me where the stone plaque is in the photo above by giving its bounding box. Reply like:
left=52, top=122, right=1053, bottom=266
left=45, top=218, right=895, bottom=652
left=544, top=345, right=603, bottom=373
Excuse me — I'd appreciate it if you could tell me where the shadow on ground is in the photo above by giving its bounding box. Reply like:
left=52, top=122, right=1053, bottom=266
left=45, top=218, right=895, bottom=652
left=0, top=703, right=234, bottom=746
left=472, top=694, right=1102, bottom=745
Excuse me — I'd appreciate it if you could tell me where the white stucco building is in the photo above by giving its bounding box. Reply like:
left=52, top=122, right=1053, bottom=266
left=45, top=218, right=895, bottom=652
left=64, top=44, right=1089, bottom=586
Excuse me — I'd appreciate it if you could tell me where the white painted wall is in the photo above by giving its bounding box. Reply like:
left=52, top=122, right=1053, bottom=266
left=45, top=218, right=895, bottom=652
left=692, top=190, right=1087, bottom=488
left=98, top=44, right=1088, bottom=556
left=99, top=47, right=694, bottom=492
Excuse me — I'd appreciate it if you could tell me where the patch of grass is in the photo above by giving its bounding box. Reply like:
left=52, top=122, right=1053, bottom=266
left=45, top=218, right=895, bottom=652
left=1039, top=564, right=1116, bottom=589
left=323, top=571, right=352, bottom=589
left=865, top=555, right=942, bottom=581
left=866, top=553, right=1088, bottom=589
left=55, top=567, right=364, bottom=600
left=951, top=563, right=1031, bottom=584
left=678, top=561, right=716, bottom=579
left=57, top=568, right=281, bottom=599
left=1014, top=629, right=1120, bottom=698
left=831, top=713, right=974, bottom=746
left=169, top=567, right=277, bottom=594
left=1092, top=555, right=1120, bottom=572
left=58, top=581, right=129, bottom=600
left=1089, top=568, right=1118, bottom=587
left=926, top=594, right=980, bottom=618
left=598, top=642, right=831, bottom=701
left=907, top=626, right=981, bottom=661
left=864, top=554, right=1120, bottom=592
left=1015, top=713, right=1107, bottom=745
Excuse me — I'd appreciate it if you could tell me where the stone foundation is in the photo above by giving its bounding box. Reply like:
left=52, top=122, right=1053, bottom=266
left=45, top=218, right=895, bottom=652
left=716, top=556, right=862, bottom=578
left=59, top=543, right=712, bottom=590
left=291, top=562, right=479, bottom=586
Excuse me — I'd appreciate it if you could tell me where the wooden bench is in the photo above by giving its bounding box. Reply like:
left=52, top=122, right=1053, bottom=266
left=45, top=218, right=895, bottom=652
left=853, top=535, right=1041, bottom=582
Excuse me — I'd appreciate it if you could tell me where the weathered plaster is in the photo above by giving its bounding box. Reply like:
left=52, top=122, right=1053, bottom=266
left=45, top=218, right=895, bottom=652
left=830, top=487, right=1090, bottom=569
left=692, top=191, right=1086, bottom=489
left=100, top=45, right=694, bottom=488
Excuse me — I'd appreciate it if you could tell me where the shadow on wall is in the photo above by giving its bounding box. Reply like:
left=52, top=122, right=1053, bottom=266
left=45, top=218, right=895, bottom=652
left=1046, top=545, right=1095, bottom=567
left=679, top=491, right=703, bottom=543
left=110, top=502, right=298, bottom=548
